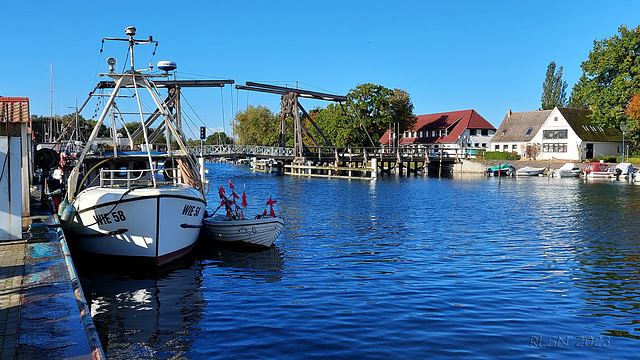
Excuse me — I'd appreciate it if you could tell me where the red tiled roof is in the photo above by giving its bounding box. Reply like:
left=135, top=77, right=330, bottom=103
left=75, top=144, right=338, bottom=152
left=379, top=109, right=494, bottom=144
left=0, top=97, right=30, bottom=123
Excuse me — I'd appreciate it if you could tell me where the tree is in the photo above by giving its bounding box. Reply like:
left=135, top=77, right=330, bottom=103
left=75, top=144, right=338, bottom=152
left=626, top=93, right=640, bottom=122
left=205, top=131, right=233, bottom=145
left=540, top=61, right=568, bottom=110
left=232, top=105, right=279, bottom=145
left=308, top=84, right=416, bottom=148
left=569, top=25, right=640, bottom=131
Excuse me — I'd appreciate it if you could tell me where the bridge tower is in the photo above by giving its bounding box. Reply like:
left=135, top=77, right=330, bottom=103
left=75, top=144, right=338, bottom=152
left=236, top=82, right=347, bottom=163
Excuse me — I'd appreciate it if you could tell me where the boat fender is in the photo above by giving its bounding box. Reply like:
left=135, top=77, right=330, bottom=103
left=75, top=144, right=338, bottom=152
left=57, top=199, right=69, bottom=217
left=59, top=203, right=77, bottom=222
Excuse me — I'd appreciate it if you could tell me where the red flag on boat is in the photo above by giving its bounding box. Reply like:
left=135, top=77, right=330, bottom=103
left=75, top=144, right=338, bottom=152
left=218, top=187, right=225, bottom=198
left=229, top=180, right=235, bottom=189
left=266, top=196, right=277, bottom=206
left=241, top=191, right=247, bottom=208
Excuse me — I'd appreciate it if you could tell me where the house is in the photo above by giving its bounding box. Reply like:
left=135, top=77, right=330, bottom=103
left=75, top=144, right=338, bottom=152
left=490, top=107, right=623, bottom=160
left=490, top=109, right=552, bottom=156
left=379, top=109, right=496, bottom=158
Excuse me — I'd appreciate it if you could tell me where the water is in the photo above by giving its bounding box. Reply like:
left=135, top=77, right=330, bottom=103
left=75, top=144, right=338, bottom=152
left=77, top=163, right=640, bottom=359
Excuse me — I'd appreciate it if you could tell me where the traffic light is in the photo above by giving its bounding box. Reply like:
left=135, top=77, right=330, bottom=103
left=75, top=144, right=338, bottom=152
left=200, top=126, right=206, bottom=140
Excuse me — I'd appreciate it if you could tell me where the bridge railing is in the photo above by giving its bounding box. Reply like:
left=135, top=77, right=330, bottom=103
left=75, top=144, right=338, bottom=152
left=192, top=144, right=480, bottom=160
left=197, top=144, right=295, bottom=157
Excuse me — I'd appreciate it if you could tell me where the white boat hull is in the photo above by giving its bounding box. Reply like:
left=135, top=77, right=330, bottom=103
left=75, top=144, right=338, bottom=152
left=515, top=167, right=546, bottom=176
left=203, top=215, right=285, bottom=248
left=61, top=184, right=205, bottom=266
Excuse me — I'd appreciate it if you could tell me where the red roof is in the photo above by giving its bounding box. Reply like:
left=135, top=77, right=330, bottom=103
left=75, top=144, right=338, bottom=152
left=379, top=109, right=494, bottom=144
left=0, top=97, right=30, bottom=123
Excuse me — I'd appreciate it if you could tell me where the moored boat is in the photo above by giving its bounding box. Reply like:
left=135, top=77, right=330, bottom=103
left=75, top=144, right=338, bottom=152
left=582, top=161, right=620, bottom=179
left=515, top=166, right=546, bottom=176
left=202, top=182, right=285, bottom=249
left=552, top=163, right=581, bottom=177
left=59, top=27, right=216, bottom=266
left=486, top=164, right=516, bottom=177
left=203, top=215, right=285, bottom=249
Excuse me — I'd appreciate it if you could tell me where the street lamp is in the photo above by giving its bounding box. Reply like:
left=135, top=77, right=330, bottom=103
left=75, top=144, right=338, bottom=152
left=620, top=121, right=631, bottom=163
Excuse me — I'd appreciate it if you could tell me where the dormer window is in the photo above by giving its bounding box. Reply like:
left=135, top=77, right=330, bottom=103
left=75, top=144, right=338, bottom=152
left=525, top=128, right=533, bottom=136
left=502, top=129, right=507, bottom=135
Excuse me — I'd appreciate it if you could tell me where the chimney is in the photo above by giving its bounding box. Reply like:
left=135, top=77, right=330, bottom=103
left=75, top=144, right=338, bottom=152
left=507, top=109, right=512, bottom=117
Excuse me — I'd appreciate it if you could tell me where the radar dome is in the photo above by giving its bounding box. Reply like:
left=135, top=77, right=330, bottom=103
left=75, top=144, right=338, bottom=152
left=157, top=61, right=177, bottom=72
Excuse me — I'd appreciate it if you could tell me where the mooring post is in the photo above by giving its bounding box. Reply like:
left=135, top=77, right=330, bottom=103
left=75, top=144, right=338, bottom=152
left=371, top=158, right=378, bottom=179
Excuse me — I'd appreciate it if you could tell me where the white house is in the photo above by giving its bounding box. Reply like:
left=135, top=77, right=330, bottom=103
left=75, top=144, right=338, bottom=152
left=490, top=107, right=624, bottom=161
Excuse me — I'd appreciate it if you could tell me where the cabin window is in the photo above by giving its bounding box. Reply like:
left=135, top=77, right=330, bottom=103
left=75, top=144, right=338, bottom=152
left=543, top=130, right=567, bottom=139
left=543, top=143, right=567, bottom=153
left=525, top=128, right=533, bottom=136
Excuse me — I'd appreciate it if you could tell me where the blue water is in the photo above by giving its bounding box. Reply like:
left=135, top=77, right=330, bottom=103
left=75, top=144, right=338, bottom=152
left=78, top=163, right=640, bottom=359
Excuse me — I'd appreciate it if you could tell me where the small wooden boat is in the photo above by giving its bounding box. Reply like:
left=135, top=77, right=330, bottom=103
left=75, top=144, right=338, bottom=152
left=516, top=166, right=546, bottom=176
left=203, top=215, right=285, bottom=249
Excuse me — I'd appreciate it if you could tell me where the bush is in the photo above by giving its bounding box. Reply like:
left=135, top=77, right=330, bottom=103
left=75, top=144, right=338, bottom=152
left=483, top=151, right=520, bottom=160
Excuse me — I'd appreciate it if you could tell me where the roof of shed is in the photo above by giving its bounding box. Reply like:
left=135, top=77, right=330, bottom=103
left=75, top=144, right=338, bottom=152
left=0, top=97, right=30, bottom=123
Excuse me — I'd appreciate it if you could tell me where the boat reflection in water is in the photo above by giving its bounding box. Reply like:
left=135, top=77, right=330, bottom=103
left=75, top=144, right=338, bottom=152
left=76, top=241, right=284, bottom=358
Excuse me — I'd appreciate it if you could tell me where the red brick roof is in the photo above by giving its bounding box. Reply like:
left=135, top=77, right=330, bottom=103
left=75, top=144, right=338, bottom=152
left=379, top=109, right=494, bottom=144
left=0, top=97, right=30, bottom=123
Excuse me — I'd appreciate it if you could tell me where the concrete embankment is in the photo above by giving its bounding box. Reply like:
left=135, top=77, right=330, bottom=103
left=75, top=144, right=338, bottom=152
left=0, top=204, right=104, bottom=359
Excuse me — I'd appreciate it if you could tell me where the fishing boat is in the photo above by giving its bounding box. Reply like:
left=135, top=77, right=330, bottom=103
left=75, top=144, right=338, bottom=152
left=515, top=166, right=546, bottom=176
left=582, top=161, right=620, bottom=179
left=59, top=27, right=221, bottom=266
left=551, top=163, right=581, bottom=177
left=202, top=182, right=285, bottom=249
left=203, top=215, right=285, bottom=249
left=485, top=164, right=515, bottom=177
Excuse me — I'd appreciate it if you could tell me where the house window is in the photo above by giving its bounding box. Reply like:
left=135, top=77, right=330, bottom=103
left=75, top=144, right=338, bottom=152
left=525, top=128, right=533, bottom=136
left=495, top=144, right=500, bottom=151
left=512, top=145, right=517, bottom=151
left=543, top=143, right=568, bottom=153
left=503, top=145, right=508, bottom=151
left=554, top=117, right=558, bottom=121
left=474, top=143, right=479, bottom=148
left=482, top=129, right=489, bottom=136
left=543, top=130, right=568, bottom=139
left=482, top=143, right=487, bottom=148
left=501, top=129, right=507, bottom=135
left=469, top=129, right=477, bottom=136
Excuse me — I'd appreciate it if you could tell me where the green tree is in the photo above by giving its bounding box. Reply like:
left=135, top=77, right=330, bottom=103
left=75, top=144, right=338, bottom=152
left=540, top=61, right=568, bottom=110
left=569, top=25, right=640, bottom=131
left=205, top=131, right=233, bottom=145
left=307, top=84, right=416, bottom=147
left=232, top=105, right=279, bottom=145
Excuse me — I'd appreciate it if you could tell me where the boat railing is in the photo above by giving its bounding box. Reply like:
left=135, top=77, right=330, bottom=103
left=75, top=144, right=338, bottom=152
left=99, top=167, right=183, bottom=188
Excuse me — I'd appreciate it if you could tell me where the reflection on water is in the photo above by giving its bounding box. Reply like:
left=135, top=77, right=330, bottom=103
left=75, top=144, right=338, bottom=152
left=77, top=165, right=640, bottom=359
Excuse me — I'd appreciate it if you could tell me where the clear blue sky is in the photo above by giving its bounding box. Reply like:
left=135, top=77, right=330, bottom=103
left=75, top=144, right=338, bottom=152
left=2, top=0, right=640, bottom=138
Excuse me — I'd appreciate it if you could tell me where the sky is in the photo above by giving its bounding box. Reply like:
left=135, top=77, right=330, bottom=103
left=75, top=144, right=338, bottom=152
left=2, top=0, right=640, bottom=139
